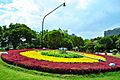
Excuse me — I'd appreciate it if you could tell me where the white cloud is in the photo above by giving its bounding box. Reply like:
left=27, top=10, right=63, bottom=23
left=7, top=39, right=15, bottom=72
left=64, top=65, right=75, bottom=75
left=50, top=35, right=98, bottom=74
left=0, top=0, right=69, bottom=30
left=0, top=0, right=98, bottom=31
left=76, top=0, right=92, bottom=10
left=58, top=0, right=74, bottom=4
left=0, top=0, right=93, bottom=31
left=2, top=0, right=41, bottom=14
left=0, top=4, right=4, bottom=8
left=0, top=0, right=42, bottom=30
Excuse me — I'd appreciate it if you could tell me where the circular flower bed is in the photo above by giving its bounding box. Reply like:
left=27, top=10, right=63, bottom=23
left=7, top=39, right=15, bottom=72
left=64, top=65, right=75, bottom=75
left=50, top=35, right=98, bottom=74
left=1, top=49, right=120, bottom=74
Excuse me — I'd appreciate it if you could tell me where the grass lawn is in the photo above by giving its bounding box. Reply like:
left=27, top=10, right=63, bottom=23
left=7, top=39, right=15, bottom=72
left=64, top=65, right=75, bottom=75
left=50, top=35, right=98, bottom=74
left=111, top=53, right=120, bottom=58
left=1, top=54, right=120, bottom=80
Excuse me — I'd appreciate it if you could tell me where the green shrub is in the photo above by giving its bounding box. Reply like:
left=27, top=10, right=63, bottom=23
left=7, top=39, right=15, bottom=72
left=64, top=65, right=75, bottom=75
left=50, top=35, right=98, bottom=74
left=112, top=49, right=118, bottom=55
left=40, top=50, right=83, bottom=58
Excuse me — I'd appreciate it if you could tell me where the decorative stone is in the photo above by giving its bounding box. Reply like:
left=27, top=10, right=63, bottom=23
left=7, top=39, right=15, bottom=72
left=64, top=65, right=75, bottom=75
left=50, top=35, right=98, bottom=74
left=59, top=47, right=67, bottom=52
left=42, top=47, right=46, bottom=50
left=109, top=63, right=116, bottom=67
left=3, top=52, right=8, bottom=54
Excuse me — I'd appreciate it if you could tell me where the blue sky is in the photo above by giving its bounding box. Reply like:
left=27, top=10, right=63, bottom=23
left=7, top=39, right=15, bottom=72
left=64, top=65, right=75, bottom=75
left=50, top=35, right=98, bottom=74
left=0, top=0, right=120, bottom=39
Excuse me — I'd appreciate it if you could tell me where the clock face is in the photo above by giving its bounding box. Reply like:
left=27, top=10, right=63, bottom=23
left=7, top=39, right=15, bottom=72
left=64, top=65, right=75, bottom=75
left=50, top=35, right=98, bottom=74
left=1, top=49, right=119, bottom=74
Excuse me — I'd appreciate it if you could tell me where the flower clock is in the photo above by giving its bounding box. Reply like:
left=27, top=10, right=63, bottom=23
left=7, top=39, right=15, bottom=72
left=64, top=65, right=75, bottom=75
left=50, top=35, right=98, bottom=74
left=1, top=49, right=120, bottom=74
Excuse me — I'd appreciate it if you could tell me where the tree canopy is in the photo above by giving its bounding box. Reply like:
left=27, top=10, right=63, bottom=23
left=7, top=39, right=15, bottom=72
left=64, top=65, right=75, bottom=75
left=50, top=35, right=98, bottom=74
left=0, top=23, right=120, bottom=53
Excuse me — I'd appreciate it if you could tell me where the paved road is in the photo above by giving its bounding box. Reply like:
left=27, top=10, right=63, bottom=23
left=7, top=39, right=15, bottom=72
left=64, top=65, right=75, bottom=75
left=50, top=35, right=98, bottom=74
left=0, top=52, right=3, bottom=57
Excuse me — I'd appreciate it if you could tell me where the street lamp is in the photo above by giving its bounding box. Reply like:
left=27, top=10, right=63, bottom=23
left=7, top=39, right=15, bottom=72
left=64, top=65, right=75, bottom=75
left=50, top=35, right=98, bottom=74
left=41, top=2, right=66, bottom=48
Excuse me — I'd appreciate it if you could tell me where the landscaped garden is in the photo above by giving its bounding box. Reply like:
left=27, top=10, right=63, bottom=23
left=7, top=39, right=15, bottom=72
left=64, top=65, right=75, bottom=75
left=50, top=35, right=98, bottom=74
left=1, top=49, right=120, bottom=75
left=1, top=24, right=120, bottom=79
left=1, top=52, right=120, bottom=80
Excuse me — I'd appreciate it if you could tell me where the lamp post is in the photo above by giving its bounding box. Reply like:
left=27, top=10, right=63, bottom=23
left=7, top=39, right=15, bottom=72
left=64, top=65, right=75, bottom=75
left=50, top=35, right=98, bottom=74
left=41, top=2, right=66, bottom=48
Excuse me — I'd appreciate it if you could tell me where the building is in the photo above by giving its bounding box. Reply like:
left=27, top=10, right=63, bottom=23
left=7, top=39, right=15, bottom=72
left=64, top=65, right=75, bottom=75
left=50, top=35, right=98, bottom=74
left=104, top=28, right=120, bottom=36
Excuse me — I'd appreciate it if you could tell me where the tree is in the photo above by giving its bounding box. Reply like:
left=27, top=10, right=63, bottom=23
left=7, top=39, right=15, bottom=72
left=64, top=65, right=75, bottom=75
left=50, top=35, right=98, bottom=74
left=0, top=26, right=2, bottom=42
left=98, top=36, right=113, bottom=52
left=112, top=49, right=118, bottom=55
left=69, top=35, right=84, bottom=49
left=0, top=23, right=36, bottom=49
left=83, top=39, right=95, bottom=52
left=43, top=30, right=64, bottom=49
left=0, top=26, right=3, bottom=47
left=94, top=43, right=105, bottom=52
left=91, top=37, right=102, bottom=41
left=110, top=35, right=118, bottom=49
left=1, top=25, right=10, bottom=48
left=61, top=38, right=73, bottom=50
left=116, top=38, right=120, bottom=50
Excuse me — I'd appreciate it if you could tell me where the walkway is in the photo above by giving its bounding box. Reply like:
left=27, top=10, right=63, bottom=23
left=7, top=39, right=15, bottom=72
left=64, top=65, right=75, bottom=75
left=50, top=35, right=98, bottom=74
left=97, top=53, right=113, bottom=55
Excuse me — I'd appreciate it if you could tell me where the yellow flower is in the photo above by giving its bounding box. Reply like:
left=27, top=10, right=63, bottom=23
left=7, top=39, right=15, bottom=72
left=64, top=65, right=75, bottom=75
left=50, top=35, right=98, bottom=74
left=20, top=51, right=106, bottom=63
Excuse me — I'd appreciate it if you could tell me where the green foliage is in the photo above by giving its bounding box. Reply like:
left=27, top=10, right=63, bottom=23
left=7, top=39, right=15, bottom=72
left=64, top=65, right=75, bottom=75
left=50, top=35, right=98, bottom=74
left=112, top=49, right=118, bottom=52
left=98, top=36, right=113, bottom=51
left=112, top=49, right=118, bottom=55
left=94, top=44, right=105, bottom=52
left=83, top=39, right=95, bottom=52
left=2, top=23, right=120, bottom=52
left=116, top=38, right=120, bottom=49
left=84, top=35, right=120, bottom=52
left=0, top=23, right=85, bottom=50
left=0, top=26, right=2, bottom=38
left=70, top=35, right=84, bottom=48
left=110, top=35, right=118, bottom=49
left=0, top=23, right=37, bottom=49
left=61, top=38, right=73, bottom=50
left=43, top=30, right=64, bottom=48
left=40, top=50, right=83, bottom=58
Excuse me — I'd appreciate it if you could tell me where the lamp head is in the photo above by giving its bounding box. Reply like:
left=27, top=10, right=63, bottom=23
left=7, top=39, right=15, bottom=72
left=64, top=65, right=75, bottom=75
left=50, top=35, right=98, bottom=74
left=63, top=2, right=66, bottom=7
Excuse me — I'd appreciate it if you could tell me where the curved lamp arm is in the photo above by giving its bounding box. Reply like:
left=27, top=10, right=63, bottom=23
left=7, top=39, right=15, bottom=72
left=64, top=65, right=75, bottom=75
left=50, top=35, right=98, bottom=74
left=41, top=2, right=66, bottom=48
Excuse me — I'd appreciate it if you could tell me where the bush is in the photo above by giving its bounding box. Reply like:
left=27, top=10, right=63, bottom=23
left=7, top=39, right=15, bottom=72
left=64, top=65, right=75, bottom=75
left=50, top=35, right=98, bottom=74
left=40, top=50, right=83, bottom=58
left=112, top=49, right=118, bottom=55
